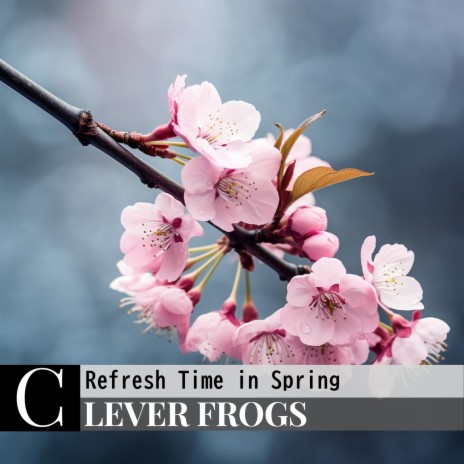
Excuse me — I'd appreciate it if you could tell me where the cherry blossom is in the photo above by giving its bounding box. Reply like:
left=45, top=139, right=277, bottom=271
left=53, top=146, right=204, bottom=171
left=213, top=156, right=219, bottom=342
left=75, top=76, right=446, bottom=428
left=120, top=193, right=203, bottom=282
left=185, top=300, right=242, bottom=362
left=361, top=235, right=424, bottom=311
left=133, top=285, right=193, bottom=349
left=233, top=310, right=303, bottom=365
left=182, top=145, right=281, bottom=231
left=371, top=312, right=449, bottom=365
left=281, top=257, right=379, bottom=346
left=172, top=79, right=260, bottom=168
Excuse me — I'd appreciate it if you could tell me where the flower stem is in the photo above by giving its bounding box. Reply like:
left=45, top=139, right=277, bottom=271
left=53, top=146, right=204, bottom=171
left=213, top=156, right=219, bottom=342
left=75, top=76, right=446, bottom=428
left=195, top=253, right=225, bottom=292
left=171, top=157, right=186, bottom=166
left=379, top=321, right=393, bottom=332
left=174, top=153, right=192, bottom=160
left=189, top=244, right=218, bottom=253
left=145, top=140, right=189, bottom=149
left=244, top=270, right=253, bottom=303
left=228, top=259, right=243, bottom=302
left=186, top=247, right=220, bottom=266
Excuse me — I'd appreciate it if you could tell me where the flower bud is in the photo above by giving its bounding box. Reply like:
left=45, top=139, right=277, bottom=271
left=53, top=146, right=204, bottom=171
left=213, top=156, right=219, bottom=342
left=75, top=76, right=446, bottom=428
left=301, top=231, right=339, bottom=261
left=242, top=302, right=259, bottom=323
left=288, top=206, right=328, bottom=240
left=187, top=288, right=202, bottom=307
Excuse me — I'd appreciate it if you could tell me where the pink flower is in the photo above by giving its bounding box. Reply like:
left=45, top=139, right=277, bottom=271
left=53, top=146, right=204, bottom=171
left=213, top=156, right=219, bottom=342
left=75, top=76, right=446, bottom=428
left=287, top=206, right=328, bottom=240
left=185, top=300, right=242, bottom=362
left=371, top=312, right=449, bottom=365
left=281, top=258, right=379, bottom=346
left=120, top=193, right=203, bottom=282
left=233, top=310, right=304, bottom=365
left=361, top=236, right=424, bottom=311
left=182, top=145, right=281, bottom=231
left=301, top=231, right=339, bottom=261
left=134, top=286, right=193, bottom=350
left=172, top=79, right=260, bottom=168
left=301, top=340, right=369, bottom=365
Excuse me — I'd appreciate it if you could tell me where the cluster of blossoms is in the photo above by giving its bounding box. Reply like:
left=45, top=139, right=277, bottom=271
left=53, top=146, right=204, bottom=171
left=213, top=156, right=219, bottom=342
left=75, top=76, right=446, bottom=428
left=111, top=76, right=450, bottom=365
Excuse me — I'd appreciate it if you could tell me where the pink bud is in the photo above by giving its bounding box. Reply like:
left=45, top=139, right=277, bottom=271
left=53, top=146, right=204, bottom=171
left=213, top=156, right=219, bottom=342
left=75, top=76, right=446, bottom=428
left=176, top=275, right=196, bottom=292
left=242, top=302, right=259, bottom=323
left=301, top=231, right=339, bottom=261
left=288, top=206, right=327, bottom=240
left=187, top=288, right=202, bottom=307
left=221, top=299, right=237, bottom=317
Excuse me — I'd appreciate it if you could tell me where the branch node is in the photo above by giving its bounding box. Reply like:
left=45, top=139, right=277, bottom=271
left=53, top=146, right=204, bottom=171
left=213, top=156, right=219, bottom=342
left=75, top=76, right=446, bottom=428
left=141, top=177, right=160, bottom=189
left=297, top=265, right=311, bottom=275
left=74, top=110, right=98, bottom=145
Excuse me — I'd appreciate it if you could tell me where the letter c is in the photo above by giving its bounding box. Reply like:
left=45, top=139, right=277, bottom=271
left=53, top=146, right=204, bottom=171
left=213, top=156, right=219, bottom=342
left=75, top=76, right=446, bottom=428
left=16, top=368, right=63, bottom=427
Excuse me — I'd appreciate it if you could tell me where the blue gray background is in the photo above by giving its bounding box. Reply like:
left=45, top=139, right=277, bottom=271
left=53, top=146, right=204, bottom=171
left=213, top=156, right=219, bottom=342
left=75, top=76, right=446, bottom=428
left=0, top=0, right=463, bottom=462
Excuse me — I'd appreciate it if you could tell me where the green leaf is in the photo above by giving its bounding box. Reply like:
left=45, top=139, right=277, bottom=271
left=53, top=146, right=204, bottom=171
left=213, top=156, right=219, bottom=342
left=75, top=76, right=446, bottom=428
left=290, top=167, right=374, bottom=203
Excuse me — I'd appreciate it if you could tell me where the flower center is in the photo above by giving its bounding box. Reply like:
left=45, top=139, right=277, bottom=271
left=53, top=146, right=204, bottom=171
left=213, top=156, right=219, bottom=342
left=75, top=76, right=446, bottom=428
left=217, top=174, right=255, bottom=207
left=202, top=110, right=240, bottom=145
left=310, top=291, right=346, bottom=321
left=248, top=331, right=295, bottom=365
left=141, top=221, right=177, bottom=256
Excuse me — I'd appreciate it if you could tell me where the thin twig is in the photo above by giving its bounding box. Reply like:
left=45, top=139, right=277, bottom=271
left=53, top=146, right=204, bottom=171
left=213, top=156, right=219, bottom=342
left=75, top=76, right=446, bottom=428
left=0, top=59, right=308, bottom=281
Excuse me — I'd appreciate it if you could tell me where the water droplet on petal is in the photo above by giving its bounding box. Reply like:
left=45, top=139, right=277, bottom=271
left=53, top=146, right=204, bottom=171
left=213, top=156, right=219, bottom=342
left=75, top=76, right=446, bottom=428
left=300, top=324, right=311, bottom=334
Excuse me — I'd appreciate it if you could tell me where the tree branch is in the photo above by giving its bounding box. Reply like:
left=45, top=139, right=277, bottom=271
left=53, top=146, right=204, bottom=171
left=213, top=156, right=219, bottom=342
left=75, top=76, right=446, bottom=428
left=0, top=58, right=307, bottom=281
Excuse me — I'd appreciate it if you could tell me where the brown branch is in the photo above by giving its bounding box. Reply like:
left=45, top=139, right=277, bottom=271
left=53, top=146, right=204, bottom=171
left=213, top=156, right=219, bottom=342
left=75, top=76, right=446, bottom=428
left=0, top=58, right=308, bottom=281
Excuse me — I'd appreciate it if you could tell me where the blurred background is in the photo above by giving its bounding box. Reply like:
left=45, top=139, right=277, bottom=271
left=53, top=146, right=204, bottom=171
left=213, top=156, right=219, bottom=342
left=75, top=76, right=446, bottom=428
left=0, top=0, right=463, bottom=462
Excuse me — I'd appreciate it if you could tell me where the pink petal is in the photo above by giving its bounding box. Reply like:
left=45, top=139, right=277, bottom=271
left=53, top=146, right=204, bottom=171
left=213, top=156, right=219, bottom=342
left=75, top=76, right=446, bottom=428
left=184, top=190, right=217, bottom=222
left=374, top=243, right=415, bottom=277
left=178, top=213, right=204, bottom=239
left=350, top=340, right=370, bottom=364
left=414, top=317, right=450, bottom=344
left=340, top=274, right=379, bottom=315
left=378, top=276, right=424, bottom=311
left=233, top=319, right=269, bottom=347
left=311, top=257, right=346, bottom=289
left=181, top=156, right=220, bottom=195
left=214, top=100, right=260, bottom=143
left=121, top=233, right=157, bottom=269
left=154, top=192, right=185, bottom=221
left=178, top=81, right=222, bottom=130
left=210, top=197, right=240, bottom=231
left=280, top=304, right=307, bottom=336
left=185, top=312, right=221, bottom=351
left=249, top=145, right=282, bottom=178
left=286, top=275, right=317, bottom=307
left=120, top=202, right=161, bottom=234
left=392, top=334, right=428, bottom=365
left=159, top=288, right=193, bottom=315
left=296, top=311, right=335, bottom=346
left=360, top=235, right=376, bottom=281
left=329, top=313, right=362, bottom=345
left=156, top=242, right=188, bottom=282
left=235, top=176, right=279, bottom=226
left=203, top=141, right=253, bottom=169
